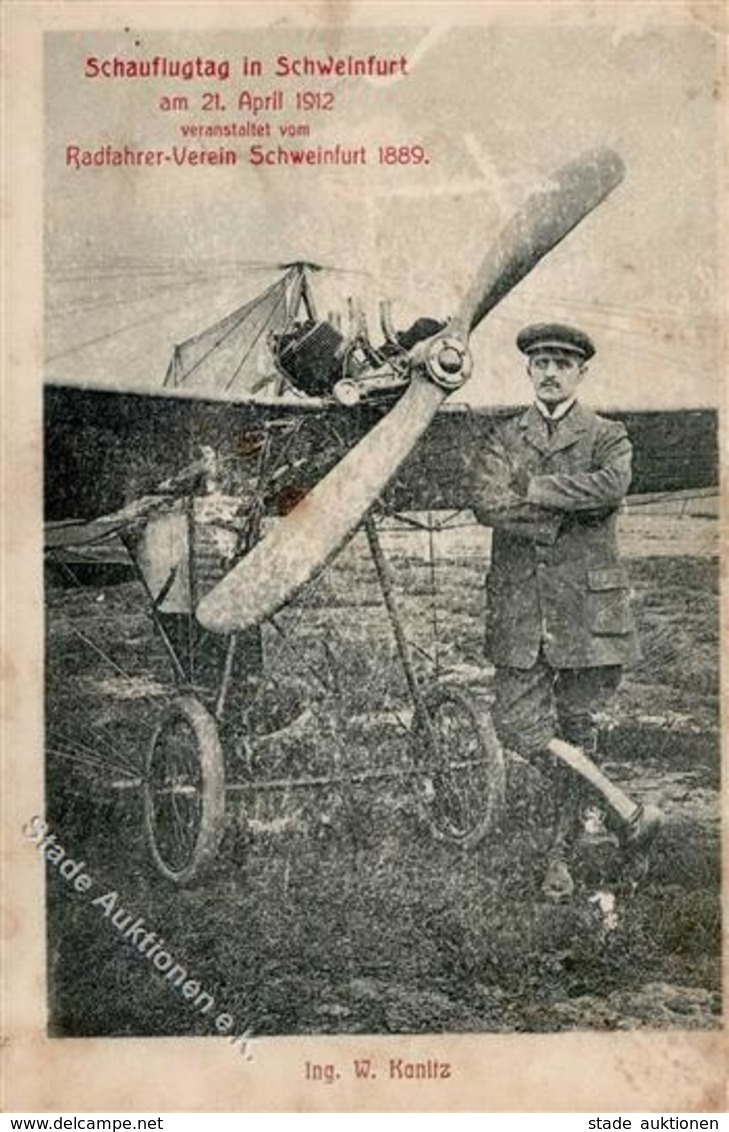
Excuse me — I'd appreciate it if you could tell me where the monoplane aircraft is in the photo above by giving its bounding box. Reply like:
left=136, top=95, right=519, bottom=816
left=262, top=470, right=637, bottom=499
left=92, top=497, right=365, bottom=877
left=45, top=148, right=719, bottom=883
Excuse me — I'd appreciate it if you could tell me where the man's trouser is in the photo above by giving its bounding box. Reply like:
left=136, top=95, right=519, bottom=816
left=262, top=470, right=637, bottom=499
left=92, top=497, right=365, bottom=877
left=492, top=650, right=622, bottom=854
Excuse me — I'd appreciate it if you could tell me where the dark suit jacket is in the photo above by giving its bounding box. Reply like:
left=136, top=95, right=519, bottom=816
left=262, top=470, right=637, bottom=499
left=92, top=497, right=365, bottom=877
left=469, top=401, right=640, bottom=670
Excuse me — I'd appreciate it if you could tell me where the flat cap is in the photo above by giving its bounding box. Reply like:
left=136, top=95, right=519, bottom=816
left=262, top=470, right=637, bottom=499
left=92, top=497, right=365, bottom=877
left=516, top=322, right=595, bottom=360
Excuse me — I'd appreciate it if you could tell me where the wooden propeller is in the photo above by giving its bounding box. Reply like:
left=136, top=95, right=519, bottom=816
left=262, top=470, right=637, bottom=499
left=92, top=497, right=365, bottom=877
left=197, top=148, right=625, bottom=634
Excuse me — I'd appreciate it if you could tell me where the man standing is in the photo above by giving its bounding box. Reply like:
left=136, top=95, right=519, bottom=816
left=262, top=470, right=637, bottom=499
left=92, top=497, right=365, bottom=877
left=470, top=323, right=661, bottom=899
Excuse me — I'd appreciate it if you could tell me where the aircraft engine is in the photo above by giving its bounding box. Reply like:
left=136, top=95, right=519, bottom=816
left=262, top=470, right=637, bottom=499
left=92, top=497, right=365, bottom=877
left=272, top=313, right=447, bottom=403
left=274, top=319, right=347, bottom=397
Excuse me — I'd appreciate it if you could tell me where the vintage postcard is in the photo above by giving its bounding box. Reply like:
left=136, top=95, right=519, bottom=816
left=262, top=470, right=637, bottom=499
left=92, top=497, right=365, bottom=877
left=3, top=0, right=726, bottom=1113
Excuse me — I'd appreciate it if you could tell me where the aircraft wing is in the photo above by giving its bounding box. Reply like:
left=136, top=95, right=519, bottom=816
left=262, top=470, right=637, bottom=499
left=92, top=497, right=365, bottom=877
left=45, top=383, right=719, bottom=527
left=391, top=402, right=719, bottom=511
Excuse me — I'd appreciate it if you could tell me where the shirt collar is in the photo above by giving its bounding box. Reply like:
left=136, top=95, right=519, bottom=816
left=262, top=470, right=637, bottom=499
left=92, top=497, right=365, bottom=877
left=535, top=396, right=577, bottom=422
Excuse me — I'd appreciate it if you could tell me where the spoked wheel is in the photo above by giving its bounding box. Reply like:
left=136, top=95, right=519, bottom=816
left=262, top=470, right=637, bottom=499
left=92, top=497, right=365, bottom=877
left=412, top=682, right=505, bottom=850
left=144, top=695, right=226, bottom=884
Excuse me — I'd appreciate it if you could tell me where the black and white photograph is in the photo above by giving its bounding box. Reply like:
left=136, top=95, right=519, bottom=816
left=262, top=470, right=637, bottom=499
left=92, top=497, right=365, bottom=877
left=4, top=0, right=725, bottom=1113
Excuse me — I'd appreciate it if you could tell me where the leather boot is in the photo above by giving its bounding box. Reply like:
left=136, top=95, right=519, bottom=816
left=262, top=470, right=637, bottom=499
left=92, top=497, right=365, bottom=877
left=541, top=760, right=582, bottom=900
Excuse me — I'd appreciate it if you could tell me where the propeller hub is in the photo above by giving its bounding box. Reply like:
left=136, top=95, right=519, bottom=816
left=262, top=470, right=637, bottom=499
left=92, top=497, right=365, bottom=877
left=424, top=335, right=472, bottom=390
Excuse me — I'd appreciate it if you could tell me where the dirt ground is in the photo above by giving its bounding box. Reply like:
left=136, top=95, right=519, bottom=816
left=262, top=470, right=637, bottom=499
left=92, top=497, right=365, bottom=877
left=44, top=512, right=721, bottom=1036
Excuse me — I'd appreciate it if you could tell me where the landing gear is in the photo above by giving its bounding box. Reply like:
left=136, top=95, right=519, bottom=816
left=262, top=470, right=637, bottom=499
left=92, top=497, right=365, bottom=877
left=144, top=695, right=226, bottom=885
left=412, top=682, right=505, bottom=849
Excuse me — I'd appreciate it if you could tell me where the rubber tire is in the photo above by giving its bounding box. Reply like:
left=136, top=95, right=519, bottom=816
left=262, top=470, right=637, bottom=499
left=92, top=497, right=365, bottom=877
left=144, top=695, right=226, bottom=884
left=412, top=682, right=505, bottom=850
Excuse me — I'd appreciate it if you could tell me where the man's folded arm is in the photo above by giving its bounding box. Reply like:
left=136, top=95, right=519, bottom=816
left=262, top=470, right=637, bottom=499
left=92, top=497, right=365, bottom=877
left=467, top=434, right=562, bottom=544
left=525, top=426, right=632, bottom=512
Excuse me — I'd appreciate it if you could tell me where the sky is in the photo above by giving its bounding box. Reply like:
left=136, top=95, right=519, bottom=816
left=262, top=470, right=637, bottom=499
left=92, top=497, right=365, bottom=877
left=44, top=12, right=722, bottom=408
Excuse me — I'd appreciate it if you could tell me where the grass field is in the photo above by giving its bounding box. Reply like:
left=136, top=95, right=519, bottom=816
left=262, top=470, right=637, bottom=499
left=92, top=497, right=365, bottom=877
left=44, top=511, right=721, bottom=1035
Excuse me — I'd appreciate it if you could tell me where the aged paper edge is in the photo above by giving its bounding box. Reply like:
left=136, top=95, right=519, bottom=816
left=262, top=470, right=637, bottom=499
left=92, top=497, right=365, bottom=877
left=2, top=0, right=727, bottom=1113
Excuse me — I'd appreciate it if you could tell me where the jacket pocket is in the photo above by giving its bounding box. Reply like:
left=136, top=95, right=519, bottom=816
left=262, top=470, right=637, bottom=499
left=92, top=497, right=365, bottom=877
left=586, top=566, right=632, bottom=635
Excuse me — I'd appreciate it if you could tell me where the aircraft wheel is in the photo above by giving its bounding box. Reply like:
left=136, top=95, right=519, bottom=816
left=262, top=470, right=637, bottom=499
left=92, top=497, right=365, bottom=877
left=144, top=695, right=226, bottom=884
left=411, top=683, right=505, bottom=850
